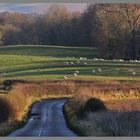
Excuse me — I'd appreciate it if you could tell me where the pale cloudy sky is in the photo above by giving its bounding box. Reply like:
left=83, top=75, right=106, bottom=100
left=0, top=3, right=88, bottom=14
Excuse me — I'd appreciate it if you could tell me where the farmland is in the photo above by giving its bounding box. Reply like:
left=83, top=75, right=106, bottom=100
left=0, top=45, right=140, bottom=81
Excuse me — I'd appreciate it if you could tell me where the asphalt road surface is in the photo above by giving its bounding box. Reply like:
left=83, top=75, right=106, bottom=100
left=9, top=98, right=76, bottom=137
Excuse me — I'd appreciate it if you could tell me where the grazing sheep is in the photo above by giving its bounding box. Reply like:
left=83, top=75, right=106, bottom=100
left=74, top=73, right=78, bottom=77
left=64, top=62, right=69, bottom=65
left=64, top=76, right=68, bottom=79
left=116, top=68, right=120, bottom=71
left=119, top=59, right=124, bottom=62
left=134, top=60, right=138, bottom=62
left=113, top=59, right=117, bottom=61
left=98, top=68, right=102, bottom=72
left=84, top=62, right=87, bottom=65
left=94, top=58, right=99, bottom=61
left=70, top=62, right=74, bottom=65
left=92, top=70, right=96, bottom=73
left=75, top=71, right=79, bottom=74
left=77, top=60, right=80, bottom=64
left=134, top=60, right=140, bottom=63
left=132, top=72, right=136, bottom=75
left=129, top=69, right=134, bottom=72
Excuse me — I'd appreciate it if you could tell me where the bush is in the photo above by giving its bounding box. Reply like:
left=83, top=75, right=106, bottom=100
left=0, top=98, right=14, bottom=123
left=76, top=105, right=87, bottom=119
left=85, top=98, right=107, bottom=112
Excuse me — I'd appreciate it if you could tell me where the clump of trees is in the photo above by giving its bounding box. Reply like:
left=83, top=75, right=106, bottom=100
left=0, top=4, right=140, bottom=60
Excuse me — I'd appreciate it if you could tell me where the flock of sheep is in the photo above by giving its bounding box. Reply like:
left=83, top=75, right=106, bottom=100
left=0, top=57, right=138, bottom=78
left=63, top=57, right=138, bottom=79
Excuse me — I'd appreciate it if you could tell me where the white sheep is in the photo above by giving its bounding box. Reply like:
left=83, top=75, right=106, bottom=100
left=119, top=59, right=124, bottom=62
left=132, top=72, right=136, bottom=75
left=84, top=62, right=87, bottom=65
left=75, top=71, right=79, bottom=74
left=92, top=70, right=96, bottom=73
left=70, top=62, right=74, bottom=65
left=64, top=62, right=69, bottom=65
left=129, top=69, right=134, bottom=72
left=116, top=68, right=120, bottom=71
left=77, top=60, right=80, bottom=64
left=64, top=76, right=68, bottom=79
left=93, top=58, right=98, bottom=61
left=98, top=68, right=102, bottom=72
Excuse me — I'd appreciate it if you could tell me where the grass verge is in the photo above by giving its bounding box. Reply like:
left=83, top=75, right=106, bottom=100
left=63, top=80, right=140, bottom=136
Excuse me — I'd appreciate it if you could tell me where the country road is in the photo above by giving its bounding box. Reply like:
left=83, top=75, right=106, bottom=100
left=9, top=98, right=76, bottom=137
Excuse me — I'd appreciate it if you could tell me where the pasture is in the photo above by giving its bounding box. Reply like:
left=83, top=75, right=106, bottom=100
left=0, top=45, right=140, bottom=81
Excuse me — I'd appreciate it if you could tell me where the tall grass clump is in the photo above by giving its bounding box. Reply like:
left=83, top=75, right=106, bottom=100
left=75, top=111, right=140, bottom=136
left=85, top=98, right=107, bottom=112
left=0, top=98, right=15, bottom=123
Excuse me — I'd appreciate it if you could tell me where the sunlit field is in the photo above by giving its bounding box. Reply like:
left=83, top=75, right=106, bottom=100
left=0, top=45, right=140, bottom=81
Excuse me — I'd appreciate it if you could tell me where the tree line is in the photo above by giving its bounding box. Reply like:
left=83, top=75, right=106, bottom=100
left=0, top=4, right=140, bottom=60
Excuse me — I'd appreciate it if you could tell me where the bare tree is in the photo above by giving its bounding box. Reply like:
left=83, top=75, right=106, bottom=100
left=105, top=4, right=140, bottom=59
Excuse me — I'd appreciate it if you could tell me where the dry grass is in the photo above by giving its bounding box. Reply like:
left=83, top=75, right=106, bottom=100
left=74, top=82, right=140, bottom=100
left=0, top=81, right=76, bottom=122
left=0, top=79, right=140, bottom=136
left=69, top=111, right=140, bottom=136
left=0, top=80, right=77, bottom=135
left=64, top=80, right=140, bottom=136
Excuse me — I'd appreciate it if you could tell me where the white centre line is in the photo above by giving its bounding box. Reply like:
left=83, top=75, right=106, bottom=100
left=38, top=104, right=52, bottom=136
left=38, top=117, right=46, bottom=137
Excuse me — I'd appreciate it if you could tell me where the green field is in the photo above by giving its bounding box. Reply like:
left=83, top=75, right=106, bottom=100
left=0, top=45, right=140, bottom=81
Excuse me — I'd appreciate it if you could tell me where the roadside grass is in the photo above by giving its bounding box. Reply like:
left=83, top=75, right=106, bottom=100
left=64, top=80, right=140, bottom=136
left=0, top=80, right=75, bottom=136
left=64, top=109, right=140, bottom=136
left=0, top=79, right=140, bottom=136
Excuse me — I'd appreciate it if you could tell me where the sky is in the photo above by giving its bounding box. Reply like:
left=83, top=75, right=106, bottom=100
left=0, top=3, right=88, bottom=14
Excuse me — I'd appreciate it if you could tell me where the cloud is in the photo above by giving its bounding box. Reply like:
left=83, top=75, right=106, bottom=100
left=0, top=3, right=87, bottom=14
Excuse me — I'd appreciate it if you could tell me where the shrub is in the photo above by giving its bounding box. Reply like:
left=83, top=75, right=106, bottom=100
left=76, top=105, right=87, bottom=119
left=0, top=98, right=14, bottom=123
left=85, top=98, right=107, bottom=113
